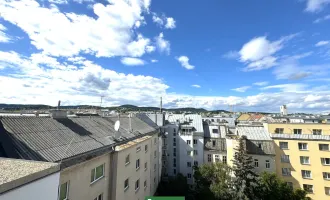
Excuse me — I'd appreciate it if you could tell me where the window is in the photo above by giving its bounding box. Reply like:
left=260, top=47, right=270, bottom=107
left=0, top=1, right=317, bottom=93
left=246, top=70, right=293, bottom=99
left=319, top=144, right=329, bottom=151
left=294, top=129, right=302, bottom=134
left=154, top=138, right=157, bottom=144
left=279, top=142, right=288, bottom=149
left=275, top=128, right=284, bottom=134
left=286, top=182, right=293, bottom=190
left=187, top=173, right=192, bottom=179
left=154, top=164, right=156, bottom=171
left=187, top=151, right=192, bottom=156
left=321, top=158, right=330, bottom=165
left=124, top=178, right=129, bottom=191
left=187, top=140, right=191, bottom=145
left=144, top=162, right=147, bottom=171
left=212, top=129, right=218, bottom=133
left=135, top=179, right=140, bottom=191
left=173, top=138, right=176, bottom=146
left=313, top=129, right=322, bottom=135
left=154, top=151, right=156, bottom=158
left=193, top=139, right=197, bottom=145
left=223, top=156, right=227, bottom=164
left=59, top=182, right=69, bottom=200
left=173, top=148, right=176, bottom=157
left=212, top=140, right=216, bottom=147
left=173, top=131, right=176, bottom=136
left=91, top=164, right=104, bottom=183
left=144, top=180, right=147, bottom=189
left=187, top=162, right=191, bottom=167
left=145, top=145, right=148, bottom=152
left=298, top=143, right=308, bottom=150
left=215, top=155, right=220, bottom=162
left=211, top=119, right=215, bottom=122
left=254, top=159, right=259, bottom=167
left=325, top=187, right=330, bottom=195
left=281, top=155, right=290, bottom=163
left=266, top=160, right=270, bottom=168
left=93, top=194, right=103, bottom=200
left=323, top=172, right=330, bottom=180
left=154, top=177, right=156, bottom=184
left=136, top=146, right=141, bottom=152
left=125, top=154, right=130, bottom=165
left=258, top=143, right=262, bottom=149
left=207, top=154, right=212, bottom=162
left=173, top=169, right=176, bottom=174
left=193, top=150, right=198, bottom=155
left=301, top=170, right=312, bottom=179
left=300, top=156, right=310, bottom=165
left=282, top=168, right=291, bottom=176
left=173, top=128, right=176, bottom=133
left=303, top=184, right=313, bottom=193
left=194, top=161, right=198, bottom=166
left=136, top=159, right=140, bottom=170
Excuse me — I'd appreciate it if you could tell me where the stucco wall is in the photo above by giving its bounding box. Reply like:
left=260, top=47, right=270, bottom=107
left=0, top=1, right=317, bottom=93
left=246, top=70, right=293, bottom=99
left=1, top=172, right=60, bottom=200
left=267, top=123, right=330, bottom=135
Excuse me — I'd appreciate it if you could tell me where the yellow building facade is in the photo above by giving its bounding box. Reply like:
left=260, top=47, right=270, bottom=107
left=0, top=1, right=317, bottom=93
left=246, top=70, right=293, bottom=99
left=265, top=123, right=330, bottom=200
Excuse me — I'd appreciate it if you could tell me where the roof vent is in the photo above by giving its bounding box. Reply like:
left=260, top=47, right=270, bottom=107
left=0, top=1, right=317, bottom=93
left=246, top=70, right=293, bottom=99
left=49, top=110, right=68, bottom=119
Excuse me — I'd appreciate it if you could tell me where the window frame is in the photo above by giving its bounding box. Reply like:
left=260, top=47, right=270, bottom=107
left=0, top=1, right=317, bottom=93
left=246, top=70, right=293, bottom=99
left=282, top=168, right=291, bottom=176
left=301, top=170, right=312, bottom=179
left=144, top=162, right=147, bottom=171
left=303, top=184, right=313, bottom=193
left=187, top=173, right=192, bottom=179
left=313, top=129, right=322, bottom=135
left=124, top=178, right=129, bottom=191
left=325, top=187, right=330, bottom=195
left=187, top=140, right=191, bottom=145
left=265, top=160, right=270, bottom=169
left=212, top=140, right=216, bottom=147
left=275, top=128, right=284, bottom=134
left=321, top=158, right=330, bottom=165
left=323, top=172, right=330, bottom=180
left=193, top=139, right=197, bottom=145
left=58, top=181, right=69, bottom=200
left=194, top=161, right=198, bottom=166
left=193, top=150, right=198, bottom=155
left=300, top=156, right=310, bottom=165
left=125, top=154, right=130, bottom=166
left=212, top=129, right=219, bottom=133
left=254, top=159, right=259, bottom=168
left=90, top=164, right=105, bottom=184
left=207, top=154, right=212, bottom=162
left=93, top=194, right=103, bottom=200
left=144, top=144, right=148, bottom=152
left=281, top=155, right=290, bottom=163
left=294, top=129, right=302, bottom=134
left=319, top=144, right=329, bottom=151
left=187, top=162, right=191, bottom=167
left=135, top=179, right=140, bottom=192
left=222, top=156, right=227, bottom=164
left=279, top=142, right=289, bottom=150
left=136, top=146, right=141, bottom=152
left=136, top=159, right=140, bottom=170
left=298, top=143, right=308, bottom=150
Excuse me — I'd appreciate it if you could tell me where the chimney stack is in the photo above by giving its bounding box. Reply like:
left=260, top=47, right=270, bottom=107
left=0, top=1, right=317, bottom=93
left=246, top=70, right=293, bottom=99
left=160, top=97, right=162, bottom=113
left=57, top=100, right=61, bottom=110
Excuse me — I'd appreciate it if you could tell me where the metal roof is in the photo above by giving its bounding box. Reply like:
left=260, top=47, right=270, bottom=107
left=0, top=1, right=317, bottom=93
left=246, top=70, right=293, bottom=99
left=236, top=126, right=272, bottom=141
left=246, top=140, right=275, bottom=155
left=0, top=116, right=156, bottom=162
left=166, top=114, right=204, bottom=133
left=271, top=134, right=330, bottom=141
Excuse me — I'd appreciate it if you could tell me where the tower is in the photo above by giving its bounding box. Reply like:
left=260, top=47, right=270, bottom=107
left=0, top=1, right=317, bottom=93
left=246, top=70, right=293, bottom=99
left=280, top=105, right=287, bottom=116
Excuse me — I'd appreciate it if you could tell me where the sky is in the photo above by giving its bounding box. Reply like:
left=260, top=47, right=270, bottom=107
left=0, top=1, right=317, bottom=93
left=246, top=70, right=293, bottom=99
left=0, top=0, right=330, bottom=113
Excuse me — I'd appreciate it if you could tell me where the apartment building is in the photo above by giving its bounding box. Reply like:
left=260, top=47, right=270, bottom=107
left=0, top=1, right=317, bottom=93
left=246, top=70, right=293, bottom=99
left=162, top=114, right=204, bottom=184
left=265, top=122, right=330, bottom=200
left=0, top=110, right=161, bottom=200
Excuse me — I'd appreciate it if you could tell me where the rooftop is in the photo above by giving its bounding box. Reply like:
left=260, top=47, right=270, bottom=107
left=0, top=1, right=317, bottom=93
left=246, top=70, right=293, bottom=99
left=236, top=125, right=272, bottom=141
left=166, top=114, right=203, bottom=133
left=271, top=133, right=330, bottom=141
left=0, top=158, right=59, bottom=194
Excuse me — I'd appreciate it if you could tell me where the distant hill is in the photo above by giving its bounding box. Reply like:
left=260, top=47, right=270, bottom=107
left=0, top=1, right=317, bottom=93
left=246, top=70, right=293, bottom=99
left=0, top=103, right=228, bottom=113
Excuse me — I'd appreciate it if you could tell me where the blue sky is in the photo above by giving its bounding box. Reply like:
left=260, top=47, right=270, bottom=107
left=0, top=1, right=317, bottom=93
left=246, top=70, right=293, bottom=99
left=0, top=0, right=330, bottom=113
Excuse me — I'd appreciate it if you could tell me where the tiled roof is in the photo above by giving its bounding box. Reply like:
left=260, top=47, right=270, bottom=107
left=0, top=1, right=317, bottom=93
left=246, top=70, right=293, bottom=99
left=236, top=125, right=271, bottom=141
left=166, top=114, right=203, bottom=133
left=0, top=116, right=156, bottom=162
left=271, top=134, right=330, bottom=141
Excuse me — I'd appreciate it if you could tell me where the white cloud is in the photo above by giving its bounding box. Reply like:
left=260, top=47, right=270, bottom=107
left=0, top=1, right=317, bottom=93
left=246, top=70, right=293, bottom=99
left=151, top=59, right=158, bottom=63
left=261, top=84, right=308, bottom=93
left=238, top=34, right=297, bottom=71
left=0, top=0, right=152, bottom=58
left=165, top=17, right=176, bottom=29
left=120, top=57, right=145, bottom=66
left=146, top=45, right=156, bottom=53
left=253, top=81, right=269, bottom=86
left=316, top=40, right=330, bottom=46
left=48, top=0, right=68, bottom=4
left=232, top=86, right=251, bottom=92
left=73, top=0, right=94, bottom=3
left=314, top=14, right=330, bottom=23
left=155, top=33, right=170, bottom=54
left=176, top=56, right=195, bottom=70
left=0, top=24, right=12, bottom=43
left=191, top=84, right=201, bottom=88
left=223, top=51, right=239, bottom=59
left=152, top=14, right=164, bottom=26
left=304, top=0, right=330, bottom=12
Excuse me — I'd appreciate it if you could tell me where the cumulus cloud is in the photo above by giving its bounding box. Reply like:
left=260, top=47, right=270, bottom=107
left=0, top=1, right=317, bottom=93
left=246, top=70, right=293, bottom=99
left=316, top=40, right=330, bottom=47
left=165, top=17, right=176, bottom=29
left=48, top=0, right=68, bottom=4
left=237, top=34, right=298, bottom=71
left=176, top=56, right=195, bottom=70
left=120, top=57, right=146, bottom=66
left=0, top=0, right=152, bottom=58
left=151, top=59, right=158, bottom=63
left=232, top=86, right=251, bottom=92
left=222, top=51, right=239, bottom=59
left=0, top=24, right=12, bottom=43
left=155, top=33, right=170, bottom=54
left=253, top=82, right=269, bottom=86
left=152, top=13, right=176, bottom=29
left=314, top=15, right=330, bottom=23
left=304, top=0, right=330, bottom=12
left=261, top=84, right=308, bottom=93
left=191, top=84, right=201, bottom=88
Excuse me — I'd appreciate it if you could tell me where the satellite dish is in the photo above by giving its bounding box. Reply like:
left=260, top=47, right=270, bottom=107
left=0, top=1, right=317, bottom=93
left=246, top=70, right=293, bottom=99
left=115, top=120, right=120, bottom=131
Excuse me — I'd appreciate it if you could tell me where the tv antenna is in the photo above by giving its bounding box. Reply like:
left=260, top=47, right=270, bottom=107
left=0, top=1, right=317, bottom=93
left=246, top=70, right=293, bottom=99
left=114, top=113, right=121, bottom=139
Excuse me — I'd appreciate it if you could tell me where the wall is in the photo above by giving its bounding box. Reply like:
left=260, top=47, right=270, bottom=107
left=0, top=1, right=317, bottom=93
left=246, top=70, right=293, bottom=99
left=250, top=154, right=276, bottom=173
left=267, top=123, right=330, bottom=135
left=203, top=150, right=227, bottom=164
left=1, top=172, right=60, bottom=200
left=112, top=133, right=160, bottom=200
left=59, top=153, right=111, bottom=200
left=163, top=124, right=179, bottom=177
left=273, top=138, right=330, bottom=200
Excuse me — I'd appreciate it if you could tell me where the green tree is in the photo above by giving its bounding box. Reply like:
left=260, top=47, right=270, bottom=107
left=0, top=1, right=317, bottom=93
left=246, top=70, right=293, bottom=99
left=259, top=172, right=311, bottom=200
left=232, top=136, right=262, bottom=200
left=193, top=163, right=233, bottom=200
left=157, top=173, right=192, bottom=198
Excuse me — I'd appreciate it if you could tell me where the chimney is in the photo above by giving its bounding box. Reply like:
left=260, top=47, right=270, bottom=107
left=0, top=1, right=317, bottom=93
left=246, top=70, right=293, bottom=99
left=57, top=100, right=61, bottom=110
left=160, top=97, right=162, bottom=113
left=49, top=110, right=67, bottom=119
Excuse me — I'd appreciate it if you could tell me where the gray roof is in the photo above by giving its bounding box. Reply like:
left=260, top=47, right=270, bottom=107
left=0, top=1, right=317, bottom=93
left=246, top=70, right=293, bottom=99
left=237, top=126, right=271, bottom=141
left=271, top=134, right=330, bottom=141
left=202, top=117, right=236, bottom=127
left=246, top=140, right=275, bottom=155
left=0, top=116, right=156, bottom=162
left=166, top=114, right=203, bottom=133
left=146, top=113, right=165, bottom=126
left=204, top=138, right=226, bottom=151
left=0, top=158, right=59, bottom=194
